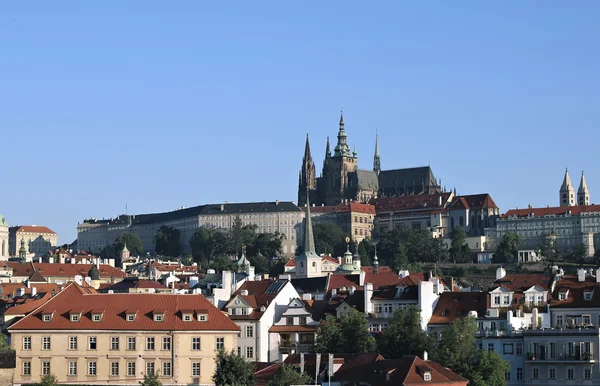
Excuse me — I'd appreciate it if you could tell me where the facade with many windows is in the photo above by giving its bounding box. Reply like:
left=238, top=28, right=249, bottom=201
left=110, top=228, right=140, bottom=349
left=9, top=282, right=239, bottom=385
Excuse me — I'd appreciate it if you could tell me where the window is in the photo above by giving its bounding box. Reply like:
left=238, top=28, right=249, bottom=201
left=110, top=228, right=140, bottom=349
left=110, top=362, right=119, bottom=376
left=144, top=337, right=155, bottom=350
left=494, top=295, right=500, bottom=305
left=162, top=336, right=171, bottom=350
left=88, top=361, right=97, bottom=376
left=92, top=314, right=102, bottom=322
left=162, top=361, right=171, bottom=377
left=183, top=314, right=192, bottom=322
left=503, top=344, right=513, bottom=355
left=146, top=362, right=155, bottom=375
left=300, top=316, right=307, bottom=325
left=237, top=346, right=241, bottom=356
left=567, top=368, right=574, bottom=379
left=43, top=314, right=52, bottom=322
left=68, top=361, right=77, bottom=376
left=532, top=368, right=539, bottom=379
left=42, top=336, right=51, bottom=350
left=42, top=361, right=50, bottom=375
left=199, top=314, right=207, bottom=322
left=192, top=337, right=201, bottom=351
left=69, top=336, right=77, bottom=350
left=487, top=343, right=494, bottom=353
left=246, top=326, right=253, bottom=338
left=503, top=295, right=510, bottom=305
left=154, top=314, right=163, bottom=322
left=128, top=337, right=136, bottom=350
left=192, top=362, right=201, bottom=376
left=22, top=336, right=31, bottom=350
left=71, top=314, right=79, bottom=322
left=287, top=317, right=294, bottom=325
left=584, top=315, right=591, bottom=324
left=549, top=368, right=556, bottom=379
left=423, top=372, right=431, bottom=381
left=505, top=371, right=510, bottom=381
left=127, top=361, right=136, bottom=376
left=585, top=368, right=592, bottom=379
left=22, top=361, right=31, bottom=376
left=557, top=315, right=563, bottom=326
left=246, top=346, right=254, bottom=358
left=111, top=337, right=119, bottom=350
left=517, top=368, right=523, bottom=380
left=126, top=314, right=136, bottom=322
left=88, top=336, right=97, bottom=350
left=560, top=293, right=567, bottom=300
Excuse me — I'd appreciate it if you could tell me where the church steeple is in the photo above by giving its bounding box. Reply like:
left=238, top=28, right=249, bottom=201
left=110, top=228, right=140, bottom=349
left=373, top=130, right=381, bottom=175
left=298, top=134, right=317, bottom=207
left=560, top=168, right=576, bottom=207
left=333, top=109, right=351, bottom=157
left=303, top=192, right=316, bottom=254
left=578, top=170, right=590, bottom=206
left=325, top=136, right=331, bottom=159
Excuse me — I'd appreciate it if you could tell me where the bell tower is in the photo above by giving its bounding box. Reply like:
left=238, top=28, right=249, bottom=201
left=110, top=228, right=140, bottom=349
left=560, top=168, right=575, bottom=207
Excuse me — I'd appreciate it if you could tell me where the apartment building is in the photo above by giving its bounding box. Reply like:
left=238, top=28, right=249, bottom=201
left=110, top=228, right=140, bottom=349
left=9, top=282, right=239, bottom=385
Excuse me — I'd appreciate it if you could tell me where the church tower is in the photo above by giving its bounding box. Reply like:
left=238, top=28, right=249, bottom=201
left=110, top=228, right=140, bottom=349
left=321, top=110, right=358, bottom=205
left=298, top=134, right=317, bottom=207
left=560, top=168, right=576, bottom=207
left=295, top=192, right=321, bottom=278
left=578, top=170, right=590, bottom=206
left=373, top=130, right=381, bottom=175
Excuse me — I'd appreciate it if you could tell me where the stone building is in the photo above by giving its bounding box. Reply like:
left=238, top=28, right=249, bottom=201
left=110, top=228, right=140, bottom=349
left=78, top=201, right=304, bottom=258
left=298, top=111, right=442, bottom=207
left=0, top=215, right=8, bottom=260
left=8, top=226, right=57, bottom=257
left=307, top=201, right=375, bottom=243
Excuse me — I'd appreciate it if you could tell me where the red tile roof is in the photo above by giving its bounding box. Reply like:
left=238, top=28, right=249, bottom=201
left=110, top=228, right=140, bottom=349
left=224, top=279, right=290, bottom=320
left=286, top=255, right=340, bottom=268
left=327, top=269, right=402, bottom=295
left=502, top=204, right=600, bottom=219
left=0, top=262, right=35, bottom=277
left=305, top=202, right=376, bottom=215
left=492, top=274, right=552, bottom=292
left=32, top=263, right=126, bottom=279
left=10, top=225, right=56, bottom=234
left=9, top=283, right=239, bottom=332
left=449, top=194, right=498, bottom=210
left=550, top=275, right=600, bottom=308
left=429, top=292, right=488, bottom=325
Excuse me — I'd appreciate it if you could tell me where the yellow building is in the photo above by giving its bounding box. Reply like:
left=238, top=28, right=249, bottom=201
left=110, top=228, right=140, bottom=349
left=9, top=282, right=239, bottom=385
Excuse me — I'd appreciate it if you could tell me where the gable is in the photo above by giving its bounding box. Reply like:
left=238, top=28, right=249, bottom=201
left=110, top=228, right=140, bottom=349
left=490, top=286, right=513, bottom=294
left=226, top=295, right=252, bottom=309
left=289, top=298, right=304, bottom=308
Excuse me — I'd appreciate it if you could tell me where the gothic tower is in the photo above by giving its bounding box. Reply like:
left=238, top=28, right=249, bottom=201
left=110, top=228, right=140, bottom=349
left=560, top=168, right=576, bottom=207
left=373, top=130, right=381, bottom=175
left=321, top=110, right=358, bottom=205
left=578, top=170, right=590, bottom=206
left=298, top=134, right=317, bottom=207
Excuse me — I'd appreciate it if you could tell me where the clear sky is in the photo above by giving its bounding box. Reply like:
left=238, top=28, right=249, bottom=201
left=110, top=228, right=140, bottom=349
left=2, top=1, right=600, bottom=244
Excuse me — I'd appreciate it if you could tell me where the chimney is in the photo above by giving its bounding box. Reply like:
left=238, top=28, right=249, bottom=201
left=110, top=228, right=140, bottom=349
left=577, top=268, right=586, bottom=282
left=496, top=267, right=506, bottom=280
left=423, top=351, right=428, bottom=361
left=300, top=352, right=305, bottom=375
left=275, top=200, right=279, bottom=205
left=331, top=288, right=337, bottom=298
left=359, top=270, right=366, bottom=286
left=449, top=277, right=455, bottom=291
left=220, top=204, right=224, bottom=211
left=364, top=283, right=373, bottom=315
left=337, top=256, right=342, bottom=265
left=31, top=287, right=37, bottom=297
left=349, top=286, right=355, bottom=295
left=437, top=195, right=442, bottom=207
left=71, top=258, right=75, bottom=264
left=596, top=268, right=600, bottom=283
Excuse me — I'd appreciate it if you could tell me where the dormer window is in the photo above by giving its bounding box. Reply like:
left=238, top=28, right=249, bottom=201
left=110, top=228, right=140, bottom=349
left=424, top=372, right=432, bottom=381
left=198, top=314, right=207, bottom=322
left=585, top=291, right=593, bottom=300
left=42, top=313, right=53, bottom=322
left=153, top=311, right=165, bottom=322
left=125, top=311, right=137, bottom=322
left=183, top=314, right=192, bottom=322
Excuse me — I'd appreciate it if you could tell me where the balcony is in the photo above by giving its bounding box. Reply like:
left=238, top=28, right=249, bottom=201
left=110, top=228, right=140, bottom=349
left=279, top=340, right=314, bottom=348
left=526, top=352, right=594, bottom=362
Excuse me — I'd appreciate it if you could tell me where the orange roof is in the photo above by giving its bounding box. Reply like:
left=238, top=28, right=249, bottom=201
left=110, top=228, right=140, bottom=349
left=429, top=292, right=488, bottom=325
left=10, top=225, right=56, bottom=234
left=333, top=202, right=376, bottom=214
left=502, top=204, right=600, bottom=219
left=492, top=274, right=552, bottom=292
left=224, top=279, right=290, bottom=320
left=0, top=262, right=35, bottom=277
left=33, top=263, right=126, bottom=278
left=4, top=292, right=53, bottom=316
left=9, top=283, right=239, bottom=332
left=286, top=255, right=340, bottom=268
left=372, top=193, right=452, bottom=214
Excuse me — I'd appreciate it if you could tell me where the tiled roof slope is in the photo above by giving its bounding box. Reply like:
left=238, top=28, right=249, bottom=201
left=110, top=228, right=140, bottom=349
left=9, top=283, right=239, bottom=332
left=224, top=279, right=290, bottom=320
left=1, top=262, right=35, bottom=277
left=551, top=275, right=600, bottom=308
left=502, top=204, right=600, bottom=219
left=429, top=292, right=488, bottom=325
left=492, top=274, right=552, bottom=292
left=372, top=193, right=451, bottom=214
left=9, top=226, right=56, bottom=234
left=449, top=194, right=498, bottom=210
left=33, top=263, right=126, bottom=278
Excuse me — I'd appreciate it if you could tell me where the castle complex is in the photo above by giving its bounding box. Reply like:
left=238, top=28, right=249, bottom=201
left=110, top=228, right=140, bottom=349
left=298, top=111, right=442, bottom=207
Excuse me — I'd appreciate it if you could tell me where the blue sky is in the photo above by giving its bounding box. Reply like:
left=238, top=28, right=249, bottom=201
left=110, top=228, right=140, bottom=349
left=1, top=1, right=599, bottom=244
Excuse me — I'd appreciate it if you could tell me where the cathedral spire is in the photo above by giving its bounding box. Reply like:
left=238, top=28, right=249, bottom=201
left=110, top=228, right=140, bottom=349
left=304, top=133, right=312, bottom=160
left=325, top=136, right=331, bottom=159
left=578, top=170, right=590, bottom=206
left=298, top=134, right=316, bottom=207
left=303, top=191, right=316, bottom=254
left=373, top=130, right=381, bottom=175
left=333, top=108, right=351, bottom=157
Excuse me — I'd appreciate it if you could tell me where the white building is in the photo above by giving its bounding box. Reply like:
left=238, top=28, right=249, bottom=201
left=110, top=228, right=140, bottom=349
left=0, top=215, right=8, bottom=260
left=269, top=298, right=319, bottom=362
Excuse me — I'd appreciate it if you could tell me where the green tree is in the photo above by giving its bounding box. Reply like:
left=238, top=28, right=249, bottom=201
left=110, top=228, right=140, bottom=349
left=267, top=364, right=313, bottom=386
left=357, top=238, right=374, bottom=266
left=564, top=242, right=588, bottom=263
left=213, top=350, right=255, bottom=386
left=114, top=232, right=143, bottom=257
left=494, top=232, right=523, bottom=263
left=155, top=225, right=181, bottom=257
left=269, top=257, right=288, bottom=277
left=249, top=253, right=270, bottom=274
left=230, top=216, right=257, bottom=256
left=248, top=232, right=283, bottom=258
left=538, top=232, right=557, bottom=263
left=38, top=374, right=58, bottom=386
left=378, top=225, right=447, bottom=268
left=140, top=371, right=162, bottom=386
left=190, top=227, right=215, bottom=261
left=0, top=333, right=10, bottom=350
left=434, top=317, right=509, bottom=386
left=304, top=222, right=355, bottom=257
left=378, top=306, right=434, bottom=358
left=448, top=227, right=472, bottom=263
left=315, top=309, right=376, bottom=354
left=181, top=254, right=194, bottom=266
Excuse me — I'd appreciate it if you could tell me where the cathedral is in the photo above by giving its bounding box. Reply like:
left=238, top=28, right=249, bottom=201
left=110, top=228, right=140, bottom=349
left=298, top=111, right=442, bottom=206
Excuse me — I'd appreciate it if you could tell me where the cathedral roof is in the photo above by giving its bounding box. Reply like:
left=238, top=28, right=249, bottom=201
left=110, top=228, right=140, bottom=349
left=378, top=166, right=438, bottom=191
left=448, top=194, right=498, bottom=210
left=372, top=193, right=452, bottom=214
left=350, top=170, right=379, bottom=191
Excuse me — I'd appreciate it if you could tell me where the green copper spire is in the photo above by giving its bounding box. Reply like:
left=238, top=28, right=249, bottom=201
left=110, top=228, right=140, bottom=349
left=122, top=241, right=129, bottom=253
left=304, top=191, right=316, bottom=254
left=333, top=108, right=351, bottom=157
left=18, top=239, right=26, bottom=261
left=325, top=136, right=331, bottom=159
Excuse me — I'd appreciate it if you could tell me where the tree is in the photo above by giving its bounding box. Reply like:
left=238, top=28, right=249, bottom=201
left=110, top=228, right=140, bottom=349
left=114, top=232, right=143, bottom=257
left=378, top=306, right=434, bottom=358
left=249, top=253, right=269, bottom=274
left=538, top=232, right=557, bottom=263
left=448, top=227, right=472, bottom=263
left=38, top=374, right=58, bottom=386
left=248, top=232, right=283, bottom=258
left=190, top=227, right=215, bottom=261
left=494, top=232, right=522, bottom=263
left=213, top=350, right=255, bottom=386
left=269, top=257, right=288, bottom=277
left=0, top=333, right=10, bottom=350
left=434, top=317, right=509, bottom=386
left=357, top=238, right=374, bottom=266
left=315, top=309, right=376, bottom=354
left=297, top=222, right=354, bottom=257
left=563, top=243, right=588, bottom=263
left=267, top=364, right=313, bottom=386
left=155, top=225, right=181, bottom=257
left=140, top=371, right=162, bottom=386
left=378, top=225, right=447, bottom=269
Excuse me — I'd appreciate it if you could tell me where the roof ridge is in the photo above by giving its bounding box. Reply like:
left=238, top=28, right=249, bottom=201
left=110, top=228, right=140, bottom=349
left=9, top=282, right=76, bottom=330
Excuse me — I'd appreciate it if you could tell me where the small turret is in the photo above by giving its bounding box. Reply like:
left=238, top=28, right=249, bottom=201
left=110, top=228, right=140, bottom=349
left=373, top=245, right=379, bottom=274
left=560, top=168, right=576, bottom=207
left=578, top=170, right=590, bottom=206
